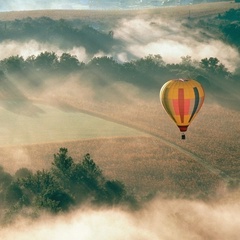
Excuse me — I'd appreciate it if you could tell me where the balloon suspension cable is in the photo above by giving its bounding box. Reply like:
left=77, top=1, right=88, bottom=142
left=181, top=133, right=186, bottom=140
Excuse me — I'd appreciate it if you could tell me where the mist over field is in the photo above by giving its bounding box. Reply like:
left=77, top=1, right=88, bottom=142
left=1, top=195, right=240, bottom=240
left=0, top=5, right=240, bottom=240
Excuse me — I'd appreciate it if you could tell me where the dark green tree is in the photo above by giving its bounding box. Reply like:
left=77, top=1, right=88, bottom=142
left=34, top=51, right=59, bottom=71
left=103, top=180, right=127, bottom=205
left=52, top=148, right=73, bottom=174
left=4, top=182, right=23, bottom=206
left=19, top=169, right=73, bottom=212
left=15, top=168, right=32, bottom=179
left=200, top=57, right=229, bottom=76
left=0, top=166, right=13, bottom=203
left=1, top=55, right=25, bottom=73
left=59, top=53, right=81, bottom=72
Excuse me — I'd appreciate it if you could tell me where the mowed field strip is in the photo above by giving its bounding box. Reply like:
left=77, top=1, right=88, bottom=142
left=0, top=103, right=145, bottom=146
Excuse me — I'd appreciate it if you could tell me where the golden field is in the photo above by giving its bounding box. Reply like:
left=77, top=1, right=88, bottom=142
left=0, top=88, right=239, bottom=199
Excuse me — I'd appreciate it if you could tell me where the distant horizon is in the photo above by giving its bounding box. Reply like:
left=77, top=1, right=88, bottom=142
left=0, top=0, right=190, bottom=12
left=0, top=0, right=90, bottom=12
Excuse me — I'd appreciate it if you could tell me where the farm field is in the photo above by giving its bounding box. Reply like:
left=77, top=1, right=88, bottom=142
left=0, top=92, right=238, bottom=199
left=36, top=83, right=239, bottom=183
left=0, top=135, right=222, bottom=199
left=0, top=2, right=239, bottom=21
left=0, top=102, right=144, bottom=146
left=43, top=87, right=240, bottom=184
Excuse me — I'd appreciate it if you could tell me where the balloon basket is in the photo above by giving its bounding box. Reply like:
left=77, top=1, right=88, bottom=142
left=181, top=133, right=186, bottom=140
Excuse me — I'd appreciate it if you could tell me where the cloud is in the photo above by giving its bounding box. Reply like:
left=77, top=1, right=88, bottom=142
left=0, top=40, right=88, bottom=62
left=1, top=195, right=240, bottom=240
left=113, top=17, right=240, bottom=71
left=1, top=16, right=239, bottom=72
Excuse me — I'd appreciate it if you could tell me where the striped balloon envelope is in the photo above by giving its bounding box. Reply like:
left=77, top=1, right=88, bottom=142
left=160, top=79, right=205, bottom=139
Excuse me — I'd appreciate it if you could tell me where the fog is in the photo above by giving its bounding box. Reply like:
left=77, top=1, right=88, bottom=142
left=0, top=40, right=88, bottom=63
left=1, top=194, right=240, bottom=240
left=0, top=16, right=239, bottom=73
left=114, top=17, right=240, bottom=71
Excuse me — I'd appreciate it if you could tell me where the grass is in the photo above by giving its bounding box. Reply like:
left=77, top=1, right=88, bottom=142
left=0, top=102, right=144, bottom=146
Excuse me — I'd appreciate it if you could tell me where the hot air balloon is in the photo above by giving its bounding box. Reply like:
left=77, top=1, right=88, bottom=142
left=160, top=79, right=205, bottom=140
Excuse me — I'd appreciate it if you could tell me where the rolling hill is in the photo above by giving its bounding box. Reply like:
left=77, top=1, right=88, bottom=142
left=0, top=3, right=240, bottom=239
left=0, top=1, right=239, bottom=200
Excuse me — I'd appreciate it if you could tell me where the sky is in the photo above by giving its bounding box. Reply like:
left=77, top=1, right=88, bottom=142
left=0, top=0, right=89, bottom=12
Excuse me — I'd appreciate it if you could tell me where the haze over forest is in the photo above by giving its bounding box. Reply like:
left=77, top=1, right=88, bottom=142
left=0, top=3, right=239, bottom=240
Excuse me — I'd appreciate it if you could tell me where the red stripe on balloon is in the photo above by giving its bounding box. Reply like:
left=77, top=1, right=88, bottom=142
left=178, top=88, right=184, bottom=123
left=173, top=99, right=179, bottom=114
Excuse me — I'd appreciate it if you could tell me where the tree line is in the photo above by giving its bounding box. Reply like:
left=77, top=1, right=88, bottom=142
left=0, top=17, right=115, bottom=54
left=0, top=52, right=236, bottom=84
left=0, top=51, right=239, bottom=110
left=0, top=8, right=239, bottom=54
left=187, top=8, right=240, bottom=50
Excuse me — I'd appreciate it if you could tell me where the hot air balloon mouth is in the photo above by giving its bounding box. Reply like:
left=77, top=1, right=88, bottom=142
left=178, top=125, right=188, bottom=132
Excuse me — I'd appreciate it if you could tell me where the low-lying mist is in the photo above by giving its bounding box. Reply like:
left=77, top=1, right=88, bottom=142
left=0, top=40, right=88, bottom=63
left=1, top=194, right=240, bottom=240
left=114, top=17, right=240, bottom=72
left=0, top=15, right=239, bottom=72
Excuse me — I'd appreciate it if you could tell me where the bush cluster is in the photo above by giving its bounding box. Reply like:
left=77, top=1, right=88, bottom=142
left=0, top=148, right=137, bottom=224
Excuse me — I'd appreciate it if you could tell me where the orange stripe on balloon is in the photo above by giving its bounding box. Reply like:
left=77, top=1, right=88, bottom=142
left=184, top=99, right=190, bottom=114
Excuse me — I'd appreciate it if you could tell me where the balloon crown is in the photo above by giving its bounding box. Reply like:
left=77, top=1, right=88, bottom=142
left=177, top=78, right=190, bottom=82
